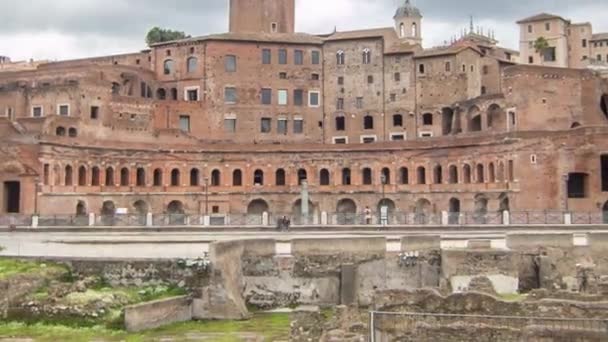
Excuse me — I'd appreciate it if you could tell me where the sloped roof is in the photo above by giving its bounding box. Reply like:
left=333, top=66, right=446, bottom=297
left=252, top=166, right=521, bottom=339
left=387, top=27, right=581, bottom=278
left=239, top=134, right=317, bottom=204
left=591, top=33, right=608, bottom=41
left=152, top=32, right=324, bottom=47
left=516, top=13, right=568, bottom=24
left=323, top=27, right=398, bottom=42
left=414, top=44, right=482, bottom=59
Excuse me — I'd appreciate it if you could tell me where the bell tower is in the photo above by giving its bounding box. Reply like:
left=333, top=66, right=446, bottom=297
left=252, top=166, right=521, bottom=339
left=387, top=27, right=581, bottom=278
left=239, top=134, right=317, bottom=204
left=229, top=0, right=295, bottom=34
left=394, top=0, right=422, bottom=45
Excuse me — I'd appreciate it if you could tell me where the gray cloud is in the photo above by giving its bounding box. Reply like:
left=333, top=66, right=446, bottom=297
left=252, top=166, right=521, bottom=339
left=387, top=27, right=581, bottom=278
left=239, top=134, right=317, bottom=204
left=0, top=0, right=607, bottom=60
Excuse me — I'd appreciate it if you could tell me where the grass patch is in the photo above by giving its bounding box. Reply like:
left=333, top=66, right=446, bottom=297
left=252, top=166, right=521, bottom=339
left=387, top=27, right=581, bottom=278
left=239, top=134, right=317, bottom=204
left=0, top=258, right=66, bottom=280
left=498, top=293, right=528, bottom=302
left=0, top=313, right=291, bottom=341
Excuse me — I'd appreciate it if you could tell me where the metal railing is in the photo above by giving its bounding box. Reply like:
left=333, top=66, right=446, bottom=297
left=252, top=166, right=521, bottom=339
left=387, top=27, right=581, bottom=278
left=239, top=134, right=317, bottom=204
left=2, top=211, right=608, bottom=228
left=369, top=311, right=608, bottom=342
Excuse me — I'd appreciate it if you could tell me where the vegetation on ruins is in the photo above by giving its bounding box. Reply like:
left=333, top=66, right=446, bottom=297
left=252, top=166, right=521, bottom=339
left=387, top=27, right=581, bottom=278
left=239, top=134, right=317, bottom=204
left=145, top=27, right=191, bottom=46
left=533, top=36, right=550, bottom=63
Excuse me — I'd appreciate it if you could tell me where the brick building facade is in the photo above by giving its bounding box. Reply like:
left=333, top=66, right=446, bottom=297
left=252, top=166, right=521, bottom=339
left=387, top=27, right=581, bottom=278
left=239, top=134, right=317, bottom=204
left=1, top=0, right=608, bottom=223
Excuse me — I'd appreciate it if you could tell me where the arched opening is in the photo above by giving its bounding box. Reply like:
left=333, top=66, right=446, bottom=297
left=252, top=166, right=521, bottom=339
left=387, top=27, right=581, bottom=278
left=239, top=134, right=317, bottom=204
left=469, top=106, right=482, bottom=132
left=411, top=23, right=417, bottom=37
left=571, top=122, right=581, bottom=128
left=187, top=57, right=198, bottom=73
left=463, top=164, right=472, bottom=184
left=100, top=201, right=116, bottom=226
left=377, top=198, right=396, bottom=225
left=65, top=165, right=73, bottom=186
left=153, top=169, right=163, bottom=186
left=489, top=163, right=496, bottom=183
left=157, top=88, right=166, bottom=100
left=442, top=107, right=455, bottom=135
left=601, top=94, right=608, bottom=119
left=400, top=23, right=405, bottom=38
left=76, top=200, right=87, bottom=216
left=298, top=169, right=308, bottom=185
left=476, top=164, right=485, bottom=183
left=487, top=104, right=502, bottom=129
left=171, top=169, right=180, bottom=186
left=91, top=167, right=100, bottom=186
left=190, top=168, right=201, bottom=186
left=105, top=167, right=114, bottom=186
left=603, top=201, right=608, bottom=224
left=448, top=198, right=461, bottom=225
left=422, top=113, right=433, bottom=126
left=499, top=193, right=510, bottom=213
left=292, top=199, right=317, bottom=224
left=78, top=166, right=87, bottom=186
left=362, top=48, right=372, bottom=64
left=474, top=194, right=489, bottom=224
left=210, top=169, right=220, bottom=187
left=449, top=165, right=458, bottom=184
left=254, top=169, right=264, bottom=186
left=336, top=50, right=345, bottom=65
left=170, top=88, right=178, bottom=101
left=233, top=169, right=243, bottom=186
left=342, top=168, right=352, bottom=185
left=415, top=199, right=432, bottom=224
left=362, top=168, right=373, bottom=185
left=68, top=128, right=77, bottom=137
left=136, top=168, right=146, bottom=186
left=320, top=169, right=330, bottom=186
left=167, top=200, right=186, bottom=225
left=56, top=126, right=66, bottom=136
left=497, top=162, right=505, bottom=182
left=133, top=200, right=149, bottom=225
left=336, top=199, right=357, bottom=225
left=433, top=165, right=443, bottom=184
left=417, top=166, right=426, bottom=185
left=381, top=168, right=391, bottom=185
left=399, top=167, right=409, bottom=185
left=247, top=199, right=269, bottom=216
left=275, top=169, right=285, bottom=186
left=363, top=115, right=374, bottom=130
left=120, top=167, right=130, bottom=186
left=163, top=59, right=174, bottom=75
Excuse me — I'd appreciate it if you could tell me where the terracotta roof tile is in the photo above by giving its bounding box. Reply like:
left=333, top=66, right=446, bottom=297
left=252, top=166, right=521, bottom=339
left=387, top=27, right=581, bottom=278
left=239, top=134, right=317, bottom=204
left=152, top=32, right=324, bottom=47
left=516, top=13, right=568, bottom=24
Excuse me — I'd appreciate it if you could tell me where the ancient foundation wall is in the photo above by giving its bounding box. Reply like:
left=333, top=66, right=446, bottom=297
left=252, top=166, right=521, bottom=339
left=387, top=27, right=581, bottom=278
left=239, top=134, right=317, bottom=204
left=124, top=296, right=192, bottom=332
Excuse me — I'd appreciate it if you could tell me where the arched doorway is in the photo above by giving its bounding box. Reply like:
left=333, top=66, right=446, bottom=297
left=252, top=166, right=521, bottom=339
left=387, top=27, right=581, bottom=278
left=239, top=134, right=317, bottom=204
left=100, top=201, right=116, bottom=226
left=247, top=199, right=269, bottom=225
left=292, top=199, right=317, bottom=225
left=377, top=198, right=396, bottom=225
left=474, top=194, right=489, bottom=224
left=415, top=199, right=432, bottom=224
left=75, top=200, right=88, bottom=225
left=134, top=200, right=149, bottom=226
left=167, top=200, right=186, bottom=225
left=336, top=199, right=357, bottom=225
left=448, top=198, right=461, bottom=225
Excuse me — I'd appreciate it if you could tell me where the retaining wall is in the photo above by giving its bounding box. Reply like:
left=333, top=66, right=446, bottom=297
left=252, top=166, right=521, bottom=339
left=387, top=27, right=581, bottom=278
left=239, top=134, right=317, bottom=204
left=124, top=296, right=192, bottom=332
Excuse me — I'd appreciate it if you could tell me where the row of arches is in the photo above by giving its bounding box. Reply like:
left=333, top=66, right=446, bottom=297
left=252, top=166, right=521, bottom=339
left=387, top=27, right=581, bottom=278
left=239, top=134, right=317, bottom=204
left=440, top=103, right=507, bottom=135
left=163, top=57, right=198, bottom=75
left=43, top=161, right=516, bottom=188
left=55, top=126, right=78, bottom=137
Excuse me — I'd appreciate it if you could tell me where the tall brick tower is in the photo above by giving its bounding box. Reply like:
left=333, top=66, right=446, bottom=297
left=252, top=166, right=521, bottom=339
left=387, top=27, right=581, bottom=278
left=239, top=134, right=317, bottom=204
left=229, top=0, right=295, bottom=34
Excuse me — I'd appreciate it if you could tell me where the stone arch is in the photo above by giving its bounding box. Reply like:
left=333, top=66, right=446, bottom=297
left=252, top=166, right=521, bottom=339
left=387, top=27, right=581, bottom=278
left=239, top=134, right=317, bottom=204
left=68, top=128, right=77, bottom=137
left=571, top=122, right=581, bottom=128
left=56, top=126, right=66, bottom=136
left=463, top=164, right=472, bottom=184
left=78, top=166, right=87, bottom=186
left=487, top=103, right=502, bottom=129
left=297, top=169, right=308, bottom=185
left=65, top=165, right=73, bottom=186
left=320, top=169, right=330, bottom=186
left=415, top=198, right=432, bottom=224
left=378, top=198, right=396, bottom=225
left=91, top=167, right=100, bottom=186
left=247, top=199, right=269, bottom=215
left=163, top=59, right=174, bottom=75
left=136, top=167, right=146, bottom=186
left=292, top=199, right=317, bottom=223
left=254, top=169, right=265, bottom=186
left=336, top=198, right=357, bottom=225
left=120, top=167, right=130, bottom=186
left=76, top=200, right=87, bottom=216
left=474, top=194, right=489, bottom=224
left=469, top=105, right=482, bottom=132
left=171, top=168, right=180, bottom=186
left=399, top=167, right=409, bottom=185
left=448, top=198, right=461, bottom=225
left=499, top=193, right=510, bottom=213
left=233, top=169, right=243, bottom=186
left=167, top=200, right=185, bottom=215
left=100, top=201, right=116, bottom=226
left=417, top=166, right=426, bottom=185
left=476, top=164, right=485, bottom=183
left=153, top=169, right=163, bottom=186
left=133, top=200, right=149, bottom=215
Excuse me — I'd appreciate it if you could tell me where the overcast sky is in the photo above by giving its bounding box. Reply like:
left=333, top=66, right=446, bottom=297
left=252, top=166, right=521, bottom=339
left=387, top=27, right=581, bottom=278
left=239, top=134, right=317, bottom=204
left=1, top=0, right=607, bottom=61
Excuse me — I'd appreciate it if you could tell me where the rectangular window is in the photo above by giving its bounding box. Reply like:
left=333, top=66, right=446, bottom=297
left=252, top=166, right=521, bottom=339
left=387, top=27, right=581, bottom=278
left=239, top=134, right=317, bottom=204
left=543, top=47, right=557, bottom=62
left=390, top=94, right=396, bottom=102
left=601, top=155, right=608, bottom=191
left=391, top=134, right=405, bottom=141
left=394, top=72, right=401, bottom=82
left=393, top=114, right=403, bottom=127
left=419, top=132, right=433, bottom=138
left=277, top=119, right=288, bottom=134
left=367, top=75, right=374, bottom=84
left=311, top=51, right=320, bottom=65
left=279, top=72, right=287, bottom=79
left=294, top=89, right=304, bottom=106
left=545, top=22, right=550, bottom=31
left=278, top=90, right=288, bottom=105
left=294, top=50, right=304, bottom=65
left=179, top=115, right=190, bottom=133
left=445, top=62, right=451, bottom=72
left=528, top=56, right=534, bottom=64
left=333, top=137, right=347, bottom=144
left=483, top=65, right=489, bottom=74
left=262, top=49, right=271, bottom=64
left=582, top=39, right=587, bottom=48
left=261, top=88, right=272, bottom=105
left=261, top=118, right=271, bottom=133
left=528, top=25, right=532, bottom=33
left=279, top=49, right=287, bottom=64
left=185, top=87, right=199, bottom=101
left=336, top=98, right=344, bottom=110
left=293, top=119, right=304, bottom=134
left=336, top=116, right=345, bottom=131
left=225, top=87, right=237, bottom=104
left=58, top=104, right=69, bottom=116
left=224, top=118, right=236, bottom=133
left=356, top=97, right=363, bottom=109
left=361, top=136, right=377, bottom=144
left=225, top=55, right=237, bottom=72
left=311, top=73, right=320, bottom=80
left=309, top=91, right=320, bottom=107
left=90, top=106, right=99, bottom=119
left=32, top=106, right=43, bottom=117
left=568, top=173, right=588, bottom=198
left=338, top=76, right=344, bottom=85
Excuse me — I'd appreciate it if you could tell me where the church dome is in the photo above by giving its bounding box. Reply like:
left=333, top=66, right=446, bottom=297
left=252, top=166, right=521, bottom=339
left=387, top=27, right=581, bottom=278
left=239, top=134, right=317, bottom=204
left=394, top=0, right=422, bottom=19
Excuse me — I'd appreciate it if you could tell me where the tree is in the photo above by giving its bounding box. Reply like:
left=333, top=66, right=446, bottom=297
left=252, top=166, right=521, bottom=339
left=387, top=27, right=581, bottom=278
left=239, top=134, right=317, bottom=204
left=533, top=37, right=550, bottom=64
left=146, top=27, right=190, bottom=46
